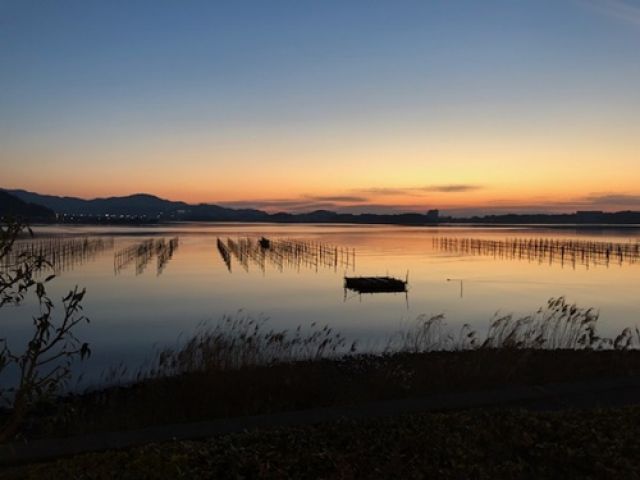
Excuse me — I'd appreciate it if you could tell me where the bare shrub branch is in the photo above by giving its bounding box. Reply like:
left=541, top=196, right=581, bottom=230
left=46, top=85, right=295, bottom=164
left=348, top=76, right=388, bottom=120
left=0, top=219, right=90, bottom=442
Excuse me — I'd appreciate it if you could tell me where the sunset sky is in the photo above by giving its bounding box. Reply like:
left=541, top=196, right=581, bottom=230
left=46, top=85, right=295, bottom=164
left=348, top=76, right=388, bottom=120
left=2, top=0, right=640, bottom=215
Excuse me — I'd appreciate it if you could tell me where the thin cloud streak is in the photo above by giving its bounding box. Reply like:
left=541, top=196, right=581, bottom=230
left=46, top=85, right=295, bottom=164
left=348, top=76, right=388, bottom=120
left=219, top=194, right=369, bottom=212
left=355, top=187, right=415, bottom=196
left=218, top=199, right=305, bottom=209
left=218, top=198, right=432, bottom=214
left=304, top=195, right=369, bottom=203
left=218, top=199, right=348, bottom=213
left=441, top=192, right=640, bottom=217
left=355, top=184, right=483, bottom=196
left=583, top=193, right=640, bottom=206
left=333, top=204, right=433, bottom=215
left=218, top=190, right=640, bottom=216
left=420, top=184, right=483, bottom=193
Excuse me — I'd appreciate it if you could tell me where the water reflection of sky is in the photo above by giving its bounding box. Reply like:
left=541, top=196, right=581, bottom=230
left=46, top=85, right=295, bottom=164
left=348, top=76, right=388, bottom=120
left=3, top=223, right=640, bottom=385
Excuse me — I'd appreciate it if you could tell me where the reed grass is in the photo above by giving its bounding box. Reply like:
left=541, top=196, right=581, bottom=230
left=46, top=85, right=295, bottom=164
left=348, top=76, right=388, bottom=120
left=482, top=297, right=604, bottom=349
left=143, top=314, right=356, bottom=378
left=10, top=297, right=640, bottom=440
left=129, top=297, right=640, bottom=384
left=387, top=297, right=636, bottom=353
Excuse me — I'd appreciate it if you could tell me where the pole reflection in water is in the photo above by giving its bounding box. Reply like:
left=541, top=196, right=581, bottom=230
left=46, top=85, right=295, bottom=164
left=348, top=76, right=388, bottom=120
left=216, top=237, right=355, bottom=274
left=114, top=237, right=179, bottom=276
left=1, top=237, right=114, bottom=275
left=435, top=237, right=640, bottom=269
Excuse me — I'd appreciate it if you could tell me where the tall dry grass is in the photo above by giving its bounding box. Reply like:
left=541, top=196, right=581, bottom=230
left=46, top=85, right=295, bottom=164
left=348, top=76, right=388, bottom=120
left=143, top=314, right=357, bottom=378
left=387, top=297, right=638, bottom=354
left=18, top=297, right=640, bottom=440
left=481, top=297, right=603, bottom=349
left=130, top=297, right=640, bottom=382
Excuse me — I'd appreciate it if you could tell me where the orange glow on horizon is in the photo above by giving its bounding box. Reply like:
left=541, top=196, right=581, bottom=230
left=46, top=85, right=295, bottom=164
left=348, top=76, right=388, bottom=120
left=4, top=117, right=639, bottom=214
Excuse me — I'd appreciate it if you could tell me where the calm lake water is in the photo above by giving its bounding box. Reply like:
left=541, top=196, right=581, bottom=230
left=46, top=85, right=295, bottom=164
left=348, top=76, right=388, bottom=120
left=3, top=223, right=640, bottom=386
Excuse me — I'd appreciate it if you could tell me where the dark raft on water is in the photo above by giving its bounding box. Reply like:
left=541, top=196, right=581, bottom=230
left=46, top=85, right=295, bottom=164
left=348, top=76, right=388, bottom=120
left=259, top=237, right=270, bottom=250
left=344, top=276, right=408, bottom=294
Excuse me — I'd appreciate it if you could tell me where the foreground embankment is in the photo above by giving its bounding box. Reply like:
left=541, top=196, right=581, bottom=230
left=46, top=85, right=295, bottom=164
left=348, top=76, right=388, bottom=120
left=9, top=405, right=640, bottom=479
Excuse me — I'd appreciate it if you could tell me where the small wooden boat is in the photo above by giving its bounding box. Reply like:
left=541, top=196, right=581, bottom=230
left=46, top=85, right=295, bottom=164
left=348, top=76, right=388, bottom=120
left=344, top=275, right=407, bottom=294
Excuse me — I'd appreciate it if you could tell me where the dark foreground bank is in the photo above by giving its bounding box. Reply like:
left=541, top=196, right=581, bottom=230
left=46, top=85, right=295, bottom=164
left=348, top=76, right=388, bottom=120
left=9, top=349, right=640, bottom=441
left=9, top=406, right=640, bottom=479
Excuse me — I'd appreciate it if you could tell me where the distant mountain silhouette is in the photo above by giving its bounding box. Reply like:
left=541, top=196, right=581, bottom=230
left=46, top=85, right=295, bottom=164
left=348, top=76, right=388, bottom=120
left=5, top=188, right=640, bottom=226
left=4, top=189, right=439, bottom=224
left=0, top=190, right=55, bottom=220
left=7, top=190, right=190, bottom=217
left=6, top=189, right=269, bottom=221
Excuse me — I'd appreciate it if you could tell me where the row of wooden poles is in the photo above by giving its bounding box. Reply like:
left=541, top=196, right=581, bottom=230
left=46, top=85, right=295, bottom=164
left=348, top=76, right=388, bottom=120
left=217, top=237, right=355, bottom=273
left=113, top=237, right=179, bottom=276
left=434, top=237, right=640, bottom=268
left=1, top=237, right=114, bottom=273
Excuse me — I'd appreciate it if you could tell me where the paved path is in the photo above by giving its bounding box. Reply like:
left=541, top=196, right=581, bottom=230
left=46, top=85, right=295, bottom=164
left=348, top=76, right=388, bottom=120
left=3, top=375, right=640, bottom=466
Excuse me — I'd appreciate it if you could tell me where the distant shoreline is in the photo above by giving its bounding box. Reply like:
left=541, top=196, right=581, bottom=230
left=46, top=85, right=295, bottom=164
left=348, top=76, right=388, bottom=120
left=31, top=220, right=640, bottom=230
left=6, top=189, right=640, bottom=229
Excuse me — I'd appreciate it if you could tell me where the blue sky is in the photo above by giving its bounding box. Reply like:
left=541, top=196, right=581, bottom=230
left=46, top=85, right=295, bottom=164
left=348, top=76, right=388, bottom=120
left=2, top=0, right=640, bottom=214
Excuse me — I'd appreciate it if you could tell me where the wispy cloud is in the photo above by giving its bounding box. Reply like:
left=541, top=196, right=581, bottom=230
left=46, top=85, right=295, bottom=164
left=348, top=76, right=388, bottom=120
left=218, top=197, right=364, bottom=213
left=220, top=185, right=480, bottom=213
left=440, top=191, right=640, bottom=217
left=582, top=192, right=640, bottom=207
left=304, top=194, right=368, bottom=203
left=217, top=195, right=434, bottom=214
left=355, top=184, right=482, bottom=196
left=355, top=187, right=414, bottom=196
left=578, top=0, right=640, bottom=26
left=219, top=193, right=369, bottom=212
left=219, top=199, right=307, bottom=209
left=420, top=184, right=482, bottom=193
left=333, top=204, right=432, bottom=214
left=217, top=189, right=640, bottom=216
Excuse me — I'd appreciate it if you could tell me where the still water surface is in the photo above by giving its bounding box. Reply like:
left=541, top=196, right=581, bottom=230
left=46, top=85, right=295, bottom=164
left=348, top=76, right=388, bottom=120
left=3, top=223, right=640, bottom=384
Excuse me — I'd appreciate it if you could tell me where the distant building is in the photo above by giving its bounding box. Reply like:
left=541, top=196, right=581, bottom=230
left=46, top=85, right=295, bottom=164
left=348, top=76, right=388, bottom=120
left=426, top=209, right=439, bottom=222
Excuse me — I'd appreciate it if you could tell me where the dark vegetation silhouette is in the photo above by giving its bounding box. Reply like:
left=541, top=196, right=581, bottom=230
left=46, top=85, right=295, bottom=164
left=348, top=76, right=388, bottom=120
left=12, top=297, right=640, bottom=441
left=0, top=220, right=89, bottom=442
